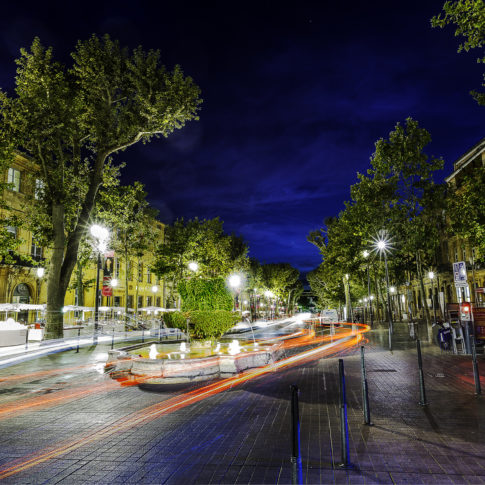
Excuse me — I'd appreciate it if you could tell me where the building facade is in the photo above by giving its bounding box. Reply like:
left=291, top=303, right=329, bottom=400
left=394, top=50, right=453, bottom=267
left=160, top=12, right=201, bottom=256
left=0, top=153, right=167, bottom=322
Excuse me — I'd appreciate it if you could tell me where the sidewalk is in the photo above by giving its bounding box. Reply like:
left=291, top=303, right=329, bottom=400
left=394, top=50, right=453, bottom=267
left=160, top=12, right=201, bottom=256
left=0, top=323, right=485, bottom=483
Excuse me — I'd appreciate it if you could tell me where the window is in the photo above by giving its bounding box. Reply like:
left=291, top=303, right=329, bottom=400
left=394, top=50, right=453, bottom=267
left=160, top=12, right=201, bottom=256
left=31, top=239, right=43, bottom=261
left=7, top=168, right=20, bottom=192
left=472, top=247, right=477, bottom=262
left=146, top=296, right=152, bottom=307
left=7, top=226, right=17, bottom=238
left=137, top=296, right=143, bottom=309
left=156, top=296, right=161, bottom=307
left=114, top=258, right=120, bottom=278
left=35, top=179, right=44, bottom=199
left=127, top=295, right=134, bottom=309
left=454, top=245, right=458, bottom=262
left=146, top=267, right=151, bottom=284
left=462, top=247, right=467, bottom=262
left=114, top=296, right=121, bottom=307
left=138, top=263, right=143, bottom=282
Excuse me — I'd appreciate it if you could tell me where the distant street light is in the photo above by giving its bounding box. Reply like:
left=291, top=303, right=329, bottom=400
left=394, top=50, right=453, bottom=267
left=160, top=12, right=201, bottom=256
left=188, top=262, right=199, bottom=272
left=229, top=274, right=241, bottom=311
left=90, top=224, right=109, bottom=337
left=35, top=267, right=45, bottom=304
left=111, top=278, right=119, bottom=287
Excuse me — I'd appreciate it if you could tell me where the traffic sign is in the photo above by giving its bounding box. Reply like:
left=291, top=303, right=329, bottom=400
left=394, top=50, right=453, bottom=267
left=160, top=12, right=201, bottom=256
left=453, top=261, right=468, bottom=287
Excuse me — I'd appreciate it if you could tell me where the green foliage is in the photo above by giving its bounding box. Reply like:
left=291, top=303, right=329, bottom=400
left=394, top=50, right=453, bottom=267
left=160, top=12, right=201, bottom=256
left=0, top=34, right=201, bottom=337
left=162, top=308, right=238, bottom=340
left=178, top=278, right=233, bottom=311
left=432, top=0, right=485, bottom=104
left=153, top=217, right=248, bottom=303
left=308, top=118, right=445, bottom=318
left=189, top=310, right=239, bottom=340
left=162, top=311, right=187, bottom=331
left=446, top=164, right=485, bottom=259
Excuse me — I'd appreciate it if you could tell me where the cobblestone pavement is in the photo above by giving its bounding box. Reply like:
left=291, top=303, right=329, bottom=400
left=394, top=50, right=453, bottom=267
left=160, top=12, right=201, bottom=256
left=0, top=323, right=485, bottom=484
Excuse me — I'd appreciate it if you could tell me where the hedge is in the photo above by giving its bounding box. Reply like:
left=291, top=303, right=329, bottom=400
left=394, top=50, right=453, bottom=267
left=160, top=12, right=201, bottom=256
left=162, top=310, right=239, bottom=340
left=178, top=278, right=233, bottom=311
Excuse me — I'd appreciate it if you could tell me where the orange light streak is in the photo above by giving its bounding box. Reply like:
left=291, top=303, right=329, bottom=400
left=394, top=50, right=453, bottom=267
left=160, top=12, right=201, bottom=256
left=0, top=323, right=369, bottom=479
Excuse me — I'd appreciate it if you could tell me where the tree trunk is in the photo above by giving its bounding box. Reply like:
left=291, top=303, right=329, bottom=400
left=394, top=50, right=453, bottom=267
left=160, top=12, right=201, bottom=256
left=416, top=253, right=431, bottom=325
left=343, top=276, right=351, bottom=322
left=124, top=248, right=129, bottom=330
left=76, top=262, right=84, bottom=307
left=45, top=204, right=66, bottom=339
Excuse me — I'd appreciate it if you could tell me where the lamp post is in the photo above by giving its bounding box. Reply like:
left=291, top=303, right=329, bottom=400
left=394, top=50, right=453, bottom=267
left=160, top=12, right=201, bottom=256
left=229, top=274, right=241, bottom=311
left=90, top=224, right=109, bottom=338
left=428, top=271, right=438, bottom=324
left=362, top=250, right=373, bottom=327
left=264, top=290, right=274, bottom=320
left=35, top=267, right=45, bottom=305
left=375, top=237, right=393, bottom=335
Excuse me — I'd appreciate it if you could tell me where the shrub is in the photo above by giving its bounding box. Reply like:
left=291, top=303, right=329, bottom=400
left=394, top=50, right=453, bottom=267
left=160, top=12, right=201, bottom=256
left=189, top=310, right=240, bottom=340
left=178, top=278, right=233, bottom=311
left=161, top=311, right=187, bottom=331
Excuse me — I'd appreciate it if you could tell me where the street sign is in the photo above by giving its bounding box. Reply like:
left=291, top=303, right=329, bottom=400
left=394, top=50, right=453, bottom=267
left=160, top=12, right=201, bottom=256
left=453, top=261, right=468, bottom=287
left=102, top=276, right=113, bottom=297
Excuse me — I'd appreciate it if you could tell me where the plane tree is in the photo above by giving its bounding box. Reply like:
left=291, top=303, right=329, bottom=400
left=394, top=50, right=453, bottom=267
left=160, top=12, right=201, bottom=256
left=0, top=34, right=201, bottom=338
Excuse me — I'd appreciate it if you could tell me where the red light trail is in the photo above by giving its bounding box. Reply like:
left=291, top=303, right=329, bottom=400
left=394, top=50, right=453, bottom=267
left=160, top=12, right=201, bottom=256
left=0, top=322, right=368, bottom=479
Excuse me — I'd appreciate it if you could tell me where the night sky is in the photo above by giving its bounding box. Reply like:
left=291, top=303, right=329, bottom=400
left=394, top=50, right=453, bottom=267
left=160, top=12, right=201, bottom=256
left=0, top=1, right=483, bottom=273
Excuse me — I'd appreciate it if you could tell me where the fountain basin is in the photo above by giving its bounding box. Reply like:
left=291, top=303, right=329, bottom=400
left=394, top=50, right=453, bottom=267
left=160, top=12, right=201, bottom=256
left=107, top=342, right=284, bottom=383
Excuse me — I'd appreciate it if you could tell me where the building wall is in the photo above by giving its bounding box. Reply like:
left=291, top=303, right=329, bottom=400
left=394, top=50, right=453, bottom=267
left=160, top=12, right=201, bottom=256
left=396, top=138, right=485, bottom=320
left=0, top=153, right=167, bottom=321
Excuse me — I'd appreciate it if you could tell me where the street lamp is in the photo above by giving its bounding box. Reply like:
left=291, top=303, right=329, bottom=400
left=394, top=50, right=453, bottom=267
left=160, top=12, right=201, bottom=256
left=188, top=262, right=199, bottom=272
left=373, top=231, right=393, bottom=349
left=90, top=224, right=109, bottom=337
left=428, top=271, right=437, bottom=324
left=264, top=290, right=274, bottom=319
left=229, top=274, right=241, bottom=311
left=35, top=267, right=44, bottom=305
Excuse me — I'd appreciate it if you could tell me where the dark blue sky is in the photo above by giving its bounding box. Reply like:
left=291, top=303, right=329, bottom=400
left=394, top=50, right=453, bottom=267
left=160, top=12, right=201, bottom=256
left=1, top=1, right=483, bottom=273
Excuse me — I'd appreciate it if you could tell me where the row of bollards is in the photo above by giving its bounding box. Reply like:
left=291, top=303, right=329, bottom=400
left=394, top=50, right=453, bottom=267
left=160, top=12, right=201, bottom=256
left=289, top=349, right=374, bottom=482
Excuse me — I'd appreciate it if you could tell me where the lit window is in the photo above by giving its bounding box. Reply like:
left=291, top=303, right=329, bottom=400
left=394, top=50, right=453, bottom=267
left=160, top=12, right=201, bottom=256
left=7, top=226, right=17, bottom=238
left=34, top=179, right=44, bottom=199
left=146, top=296, right=152, bottom=307
left=138, top=263, right=143, bottom=282
left=31, top=239, right=43, bottom=260
left=7, top=168, right=20, bottom=192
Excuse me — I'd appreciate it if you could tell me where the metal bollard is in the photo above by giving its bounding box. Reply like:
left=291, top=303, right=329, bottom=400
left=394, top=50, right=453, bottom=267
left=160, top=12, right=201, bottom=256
left=76, top=327, right=81, bottom=353
left=290, top=384, right=302, bottom=485
left=141, top=327, right=145, bottom=343
left=25, top=328, right=29, bottom=350
left=159, top=321, right=163, bottom=343
left=471, top=336, right=481, bottom=395
left=111, top=327, right=115, bottom=350
left=416, top=339, right=428, bottom=406
left=338, top=359, right=353, bottom=468
left=388, top=327, right=392, bottom=352
left=360, top=347, right=372, bottom=425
